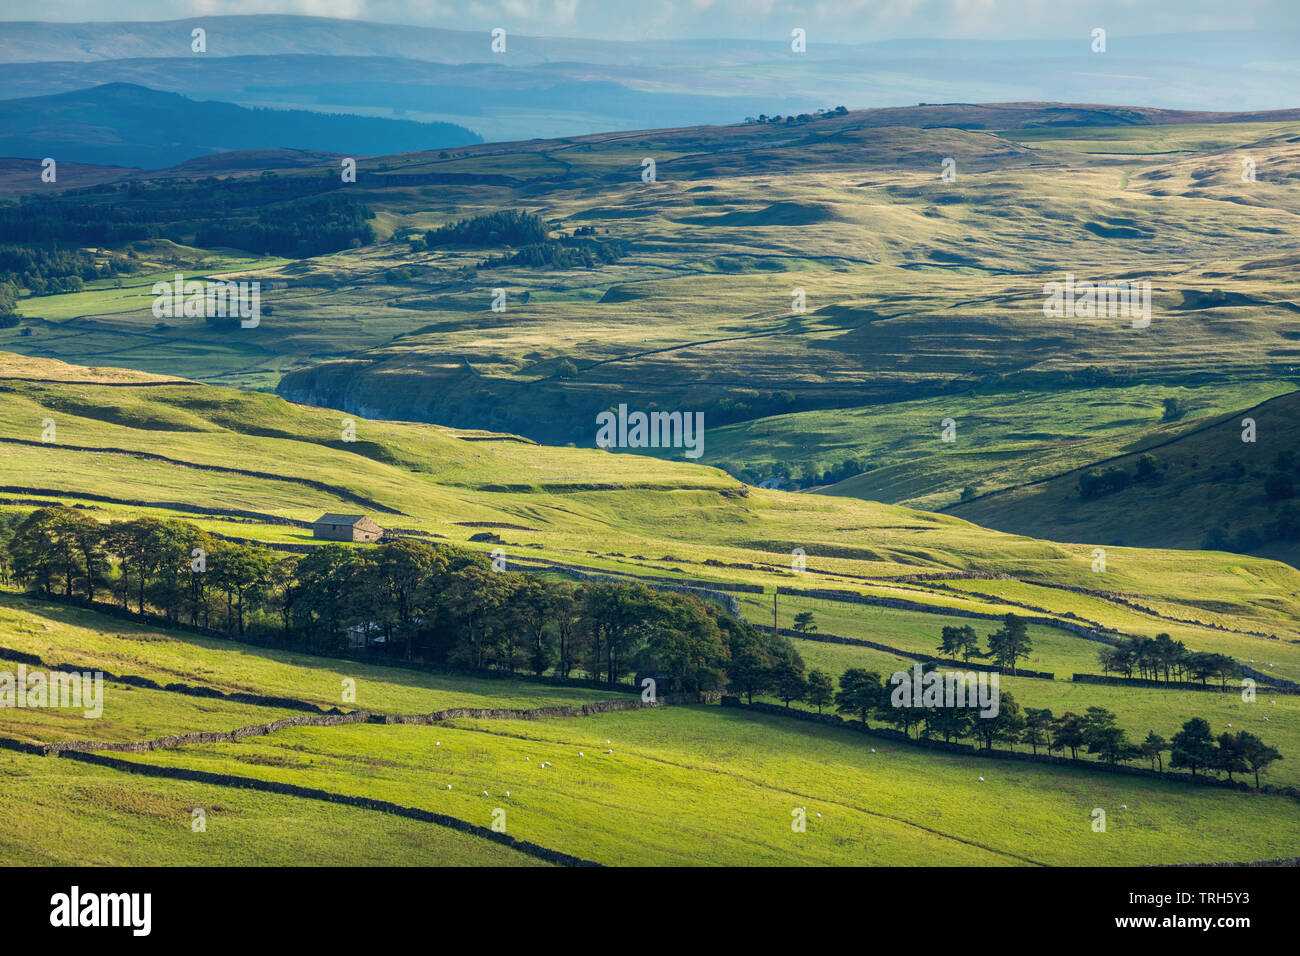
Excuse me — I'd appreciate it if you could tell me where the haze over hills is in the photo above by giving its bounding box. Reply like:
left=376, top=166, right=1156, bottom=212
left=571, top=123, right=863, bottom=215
left=2, top=16, right=1298, bottom=141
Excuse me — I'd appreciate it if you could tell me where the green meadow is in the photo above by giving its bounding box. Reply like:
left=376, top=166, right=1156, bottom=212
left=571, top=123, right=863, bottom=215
left=103, top=708, right=1300, bottom=866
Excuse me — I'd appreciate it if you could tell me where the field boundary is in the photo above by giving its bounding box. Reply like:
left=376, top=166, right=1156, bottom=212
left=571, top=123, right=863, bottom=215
left=50, top=748, right=601, bottom=867
left=0, top=438, right=405, bottom=515
left=719, top=697, right=1300, bottom=797
left=3, top=694, right=717, bottom=757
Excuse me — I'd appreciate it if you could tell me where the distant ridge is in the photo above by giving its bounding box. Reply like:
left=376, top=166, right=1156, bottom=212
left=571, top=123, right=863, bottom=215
left=0, top=82, right=482, bottom=169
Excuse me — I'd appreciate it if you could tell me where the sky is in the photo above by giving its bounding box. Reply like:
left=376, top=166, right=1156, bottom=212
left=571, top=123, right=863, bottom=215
left=4, top=0, right=1298, bottom=42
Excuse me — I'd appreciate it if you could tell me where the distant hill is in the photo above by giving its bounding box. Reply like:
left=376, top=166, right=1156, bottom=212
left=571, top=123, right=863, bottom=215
left=0, top=157, right=136, bottom=198
left=0, top=83, right=482, bottom=169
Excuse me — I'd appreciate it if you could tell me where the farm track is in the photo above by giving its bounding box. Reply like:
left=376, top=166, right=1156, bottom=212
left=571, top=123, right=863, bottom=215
left=0, top=437, right=406, bottom=515
left=0, top=486, right=308, bottom=525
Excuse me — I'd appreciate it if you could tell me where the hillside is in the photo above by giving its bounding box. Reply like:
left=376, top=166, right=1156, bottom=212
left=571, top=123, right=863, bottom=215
left=2, top=355, right=1299, bottom=866
left=3, top=352, right=1300, bottom=658
left=3, top=104, right=1299, bottom=565
left=5, top=594, right=1295, bottom=866
left=948, top=389, right=1300, bottom=565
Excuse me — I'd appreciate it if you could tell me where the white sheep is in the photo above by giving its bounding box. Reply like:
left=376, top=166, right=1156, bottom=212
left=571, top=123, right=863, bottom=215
left=978, top=777, right=984, bottom=782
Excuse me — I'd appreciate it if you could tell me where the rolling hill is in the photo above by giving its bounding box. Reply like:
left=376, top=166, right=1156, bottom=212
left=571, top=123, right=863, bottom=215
left=5, top=102, right=1299, bottom=565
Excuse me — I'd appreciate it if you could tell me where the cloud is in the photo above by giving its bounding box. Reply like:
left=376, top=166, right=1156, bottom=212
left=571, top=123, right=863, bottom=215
left=13, top=0, right=1300, bottom=41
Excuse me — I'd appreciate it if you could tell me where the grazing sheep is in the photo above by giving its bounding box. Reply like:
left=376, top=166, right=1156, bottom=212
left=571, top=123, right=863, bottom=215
left=978, top=777, right=984, bottom=782
left=481, top=790, right=488, bottom=797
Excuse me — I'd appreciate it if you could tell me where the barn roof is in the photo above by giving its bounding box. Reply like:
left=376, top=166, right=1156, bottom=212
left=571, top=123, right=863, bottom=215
left=314, top=513, right=368, bottom=525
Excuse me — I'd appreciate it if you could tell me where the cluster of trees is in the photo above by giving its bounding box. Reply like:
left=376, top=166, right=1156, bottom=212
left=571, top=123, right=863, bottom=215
left=1263, top=451, right=1300, bottom=502
left=0, top=176, right=337, bottom=247
left=735, top=454, right=871, bottom=490
left=1078, top=454, right=1163, bottom=499
left=2, top=508, right=1284, bottom=787
left=0, top=244, right=135, bottom=297
left=744, top=106, right=849, bottom=124
left=0, top=282, right=19, bottom=324
left=1, top=507, right=806, bottom=694
left=425, top=210, right=549, bottom=247
left=480, top=237, right=625, bottom=270
left=706, top=389, right=798, bottom=427
left=194, top=193, right=374, bottom=258
left=422, top=210, right=626, bottom=271
left=1161, top=396, right=1189, bottom=421
left=1202, top=508, right=1300, bottom=554
left=936, top=615, right=1035, bottom=673
left=1097, top=634, right=1241, bottom=686
left=822, top=665, right=1281, bottom=786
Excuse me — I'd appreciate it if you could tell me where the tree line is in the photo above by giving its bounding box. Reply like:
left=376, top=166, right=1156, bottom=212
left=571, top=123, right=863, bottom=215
left=812, top=663, right=1281, bottom=787
left=0, top=507, right=806, bottom=694
left=0, top=507, right=1281, bottom=786
left=1098, top=633, right=1241, bottom=686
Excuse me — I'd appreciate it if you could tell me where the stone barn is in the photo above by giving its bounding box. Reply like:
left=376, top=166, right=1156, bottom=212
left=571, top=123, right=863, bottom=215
left=312, top=514, right=384, bottom=543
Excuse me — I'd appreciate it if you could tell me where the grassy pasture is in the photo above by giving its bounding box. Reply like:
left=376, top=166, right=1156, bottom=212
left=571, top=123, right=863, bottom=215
left=3, top=362, right=1298, bottom=650
left=780, top=637, right=1300, bottom=790
left=0, top=593, right=625, bottom=730
left=104, top=707, right=1300, bottom=866
left=0, top=752, right=546, bottom=866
